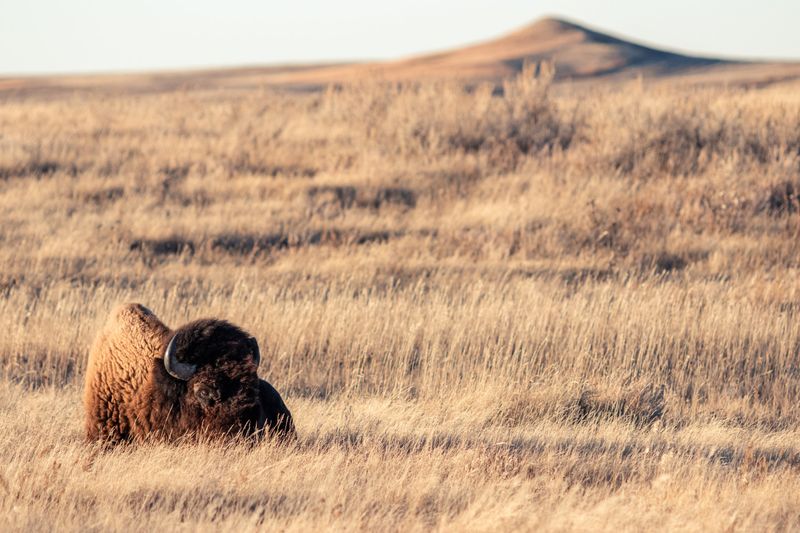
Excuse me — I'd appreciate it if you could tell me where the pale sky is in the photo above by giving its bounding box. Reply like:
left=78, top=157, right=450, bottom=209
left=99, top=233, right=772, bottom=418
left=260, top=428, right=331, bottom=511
left=1, top=0, right=798, bottom=75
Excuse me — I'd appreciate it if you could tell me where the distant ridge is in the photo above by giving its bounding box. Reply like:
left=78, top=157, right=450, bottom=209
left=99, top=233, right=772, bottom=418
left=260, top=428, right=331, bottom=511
left=432, top=16, right=723, bottom=78
left=483, top=17, right=726, bottom=78
left=261, top=16, right=795, bottom=88
left=3, top=16, right=800, bottom=96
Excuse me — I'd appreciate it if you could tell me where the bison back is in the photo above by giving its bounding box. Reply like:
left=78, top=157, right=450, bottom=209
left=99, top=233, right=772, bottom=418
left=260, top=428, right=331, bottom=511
left=258, top=379, right=295, bottom=440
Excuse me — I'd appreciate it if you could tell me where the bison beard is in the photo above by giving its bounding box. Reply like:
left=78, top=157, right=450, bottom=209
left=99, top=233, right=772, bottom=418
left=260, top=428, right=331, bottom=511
left=83, top=304, right=295, bottom=444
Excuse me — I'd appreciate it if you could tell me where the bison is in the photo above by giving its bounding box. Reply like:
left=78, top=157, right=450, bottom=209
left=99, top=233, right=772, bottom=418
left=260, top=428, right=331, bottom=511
left=84, top=303, right=294, bottom=444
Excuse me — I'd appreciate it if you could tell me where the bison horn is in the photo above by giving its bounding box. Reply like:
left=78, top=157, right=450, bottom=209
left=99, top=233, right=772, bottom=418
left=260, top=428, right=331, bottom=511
left=163, top=334, right=197, bottom=381
left=248, top=336, right=261, bottom=367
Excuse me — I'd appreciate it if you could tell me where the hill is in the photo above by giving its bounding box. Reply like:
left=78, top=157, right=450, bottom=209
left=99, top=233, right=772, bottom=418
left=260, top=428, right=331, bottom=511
left=2, top=16, right=800, bottom=95
left=265, top=17, right=729, bottom=85
left=268, top=16, right=800, bottom=88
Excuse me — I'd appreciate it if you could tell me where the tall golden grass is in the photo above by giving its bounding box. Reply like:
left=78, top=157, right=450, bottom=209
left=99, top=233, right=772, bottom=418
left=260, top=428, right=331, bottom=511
left=1, top=66, right=799, bottom=530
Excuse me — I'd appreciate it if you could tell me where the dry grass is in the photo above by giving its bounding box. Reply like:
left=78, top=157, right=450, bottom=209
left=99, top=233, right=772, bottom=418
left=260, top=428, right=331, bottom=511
left=1, top=66, right=800, bottom=531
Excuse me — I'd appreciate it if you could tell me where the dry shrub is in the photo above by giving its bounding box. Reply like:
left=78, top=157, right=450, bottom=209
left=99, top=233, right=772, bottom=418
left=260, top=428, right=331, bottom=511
left=320, top=62, right=577, bottom=168
left=758, top=180, right=800, bottom=216
left=575, top=383, right=666, bottom=427
left=490, top=381, right=666, bottom=429
left=596, top=93, right=800, bottom=178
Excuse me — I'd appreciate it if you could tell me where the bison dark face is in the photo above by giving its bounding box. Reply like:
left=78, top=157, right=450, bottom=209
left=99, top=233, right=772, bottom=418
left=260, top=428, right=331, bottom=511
left=158, top=319, right=294, bottom=441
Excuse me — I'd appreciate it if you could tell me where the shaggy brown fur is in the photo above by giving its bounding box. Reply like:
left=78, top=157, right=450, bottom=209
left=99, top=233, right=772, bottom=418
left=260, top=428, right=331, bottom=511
left=84, top=303, right=294, bottom=444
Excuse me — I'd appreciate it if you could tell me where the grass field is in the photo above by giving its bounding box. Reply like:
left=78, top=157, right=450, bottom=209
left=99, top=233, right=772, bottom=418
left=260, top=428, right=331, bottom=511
left=1, top=66, right=800, bottom=530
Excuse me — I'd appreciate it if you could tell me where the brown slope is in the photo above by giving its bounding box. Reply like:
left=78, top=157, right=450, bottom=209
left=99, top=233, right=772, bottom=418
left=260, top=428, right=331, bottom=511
left=3, top=16, right=800, bottom=96
left=262, top=17, right=731, bottom=86
left=263, top=16, right=800, bottom=89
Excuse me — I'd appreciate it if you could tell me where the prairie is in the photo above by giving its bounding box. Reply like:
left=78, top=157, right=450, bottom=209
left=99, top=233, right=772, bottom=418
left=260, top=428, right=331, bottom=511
left=1, top=65, right=799, bottom=531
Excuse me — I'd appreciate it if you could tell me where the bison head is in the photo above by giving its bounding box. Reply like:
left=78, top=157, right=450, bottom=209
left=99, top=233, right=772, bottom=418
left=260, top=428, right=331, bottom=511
left=158, top=319, right=288, bottom=440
